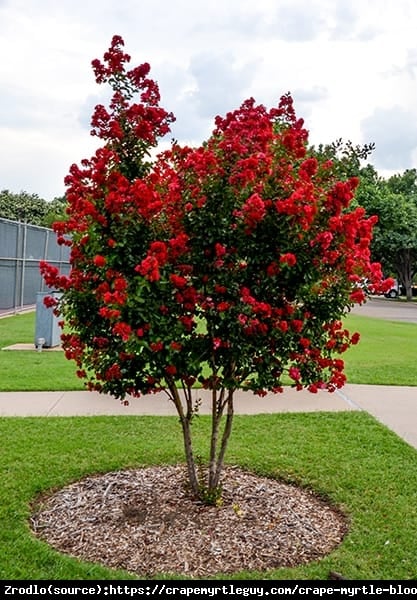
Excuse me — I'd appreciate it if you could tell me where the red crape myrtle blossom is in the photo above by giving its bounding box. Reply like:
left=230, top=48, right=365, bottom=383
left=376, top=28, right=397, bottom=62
left=41, top=36, right=389, bottom=501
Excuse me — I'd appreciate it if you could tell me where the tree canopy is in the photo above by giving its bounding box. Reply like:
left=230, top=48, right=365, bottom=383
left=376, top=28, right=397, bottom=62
left=356, top=168, right=417, bottom=299
left=40, top=36, right=387, bottom=501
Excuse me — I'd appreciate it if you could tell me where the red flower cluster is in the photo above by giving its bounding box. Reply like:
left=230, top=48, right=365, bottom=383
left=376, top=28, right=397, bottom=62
left=90, top=35, right=174, bottom=146
left=135, top=255, right=160, bottom=282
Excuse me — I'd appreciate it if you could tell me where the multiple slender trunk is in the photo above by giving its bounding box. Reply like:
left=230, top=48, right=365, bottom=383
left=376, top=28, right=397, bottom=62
left=166, top=379, right=235, bottom=502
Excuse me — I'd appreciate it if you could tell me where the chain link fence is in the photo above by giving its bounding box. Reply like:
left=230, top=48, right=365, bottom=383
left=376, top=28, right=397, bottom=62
left=0, top=217, right=70, bottom=316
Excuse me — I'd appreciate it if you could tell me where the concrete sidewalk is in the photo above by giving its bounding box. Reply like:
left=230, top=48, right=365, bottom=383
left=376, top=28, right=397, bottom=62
left=1, top=384, right=416, bottom=449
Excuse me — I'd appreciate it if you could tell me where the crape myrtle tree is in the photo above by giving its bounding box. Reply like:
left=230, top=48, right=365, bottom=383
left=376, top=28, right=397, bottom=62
left=41, top=36, right=388, bottom=503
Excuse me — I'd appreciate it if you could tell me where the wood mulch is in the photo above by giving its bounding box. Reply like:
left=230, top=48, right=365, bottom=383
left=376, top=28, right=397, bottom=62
left=30, top=465, right=348, bottom=578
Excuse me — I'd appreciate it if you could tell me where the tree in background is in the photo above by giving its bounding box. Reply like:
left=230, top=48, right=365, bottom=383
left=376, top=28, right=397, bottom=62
left=357, top=168, right=417, bottom=300
left=41, top=36, right=388, bottom=503
left=309, top=146, right=417, bottom=301
left=0, top=190, right=48, bottom=226
left=0, top=190, right=67, bottom=229
left=311, top=138, right=375, bottom=182
left=42, top=196, right=68, bottom=228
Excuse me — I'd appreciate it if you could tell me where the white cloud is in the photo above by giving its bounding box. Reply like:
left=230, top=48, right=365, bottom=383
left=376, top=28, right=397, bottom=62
left=1, top=0, right=417, bottom=199
left=361, top=106, right=417, bottom=170
left=267, top=1, right=326, bottom=42
left=188, top=52, right=258, bottom=118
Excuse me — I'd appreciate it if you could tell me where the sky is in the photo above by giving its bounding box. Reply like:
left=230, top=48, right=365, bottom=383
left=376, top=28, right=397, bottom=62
left=1, top=0, right=417, bottom=201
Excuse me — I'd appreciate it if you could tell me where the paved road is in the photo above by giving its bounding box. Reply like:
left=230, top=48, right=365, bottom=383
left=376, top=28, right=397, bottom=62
left=351, top=296, right=417, bottom=323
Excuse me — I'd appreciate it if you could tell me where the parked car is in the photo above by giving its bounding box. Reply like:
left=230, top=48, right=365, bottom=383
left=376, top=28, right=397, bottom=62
left=384, top=279, right=400, bottom=298
left=383, top=279, right=417, bottom=298
left=357, top=277, right=417, bottom=298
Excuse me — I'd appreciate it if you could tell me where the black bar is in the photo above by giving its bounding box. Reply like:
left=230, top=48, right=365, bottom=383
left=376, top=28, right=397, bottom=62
left=1, top=580, right=417, bottom=599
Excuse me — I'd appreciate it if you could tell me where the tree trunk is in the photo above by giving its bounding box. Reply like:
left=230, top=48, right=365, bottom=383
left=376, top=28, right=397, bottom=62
left=166, top=379, right=235, bottom=503
left=208, top=387, right=235, bottom=495
left=397, top=250, right=415, bottom=302
left=166, top=381, right=199, bottom=497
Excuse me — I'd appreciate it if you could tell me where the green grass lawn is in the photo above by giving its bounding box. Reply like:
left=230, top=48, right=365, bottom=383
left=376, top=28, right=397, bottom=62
left=344, top=313, right=417, bottom=386
left=2, top=309, right=417, bottom=580
left=0, top=312, right=85, bottom=391
left=2, top=412, right=417, bottom=580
